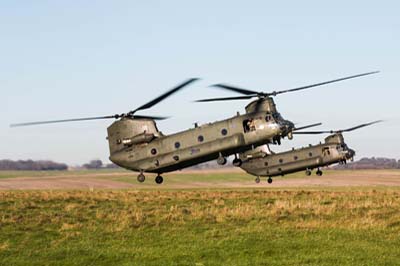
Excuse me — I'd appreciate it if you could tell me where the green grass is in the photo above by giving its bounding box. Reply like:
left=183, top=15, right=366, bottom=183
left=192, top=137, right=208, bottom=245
left=1, top=189, right=400, bottom=265
left=0, top=169, right=129, bottom=179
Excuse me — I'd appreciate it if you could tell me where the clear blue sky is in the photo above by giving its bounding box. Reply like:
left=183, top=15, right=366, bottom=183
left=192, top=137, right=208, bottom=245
left=1, top=1, right=399, bottom=165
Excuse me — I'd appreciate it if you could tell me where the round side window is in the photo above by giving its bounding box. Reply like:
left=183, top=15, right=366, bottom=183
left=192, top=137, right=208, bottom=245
left=221, top=129, right=228, bottom=136
left=151, top=148, right=157, bottom=155
left=308, top=152, right=313, bottom=157
left=175, top=142, right=181, bottom=149
left=198, top=135, right=204, bottom=142
left=279, top=159, right=283, bottom=163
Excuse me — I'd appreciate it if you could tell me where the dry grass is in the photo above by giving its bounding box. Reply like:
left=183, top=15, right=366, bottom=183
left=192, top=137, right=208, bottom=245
left=2, top=189, right=400, bottom=265
left=2, top=189, right=400, bottom=230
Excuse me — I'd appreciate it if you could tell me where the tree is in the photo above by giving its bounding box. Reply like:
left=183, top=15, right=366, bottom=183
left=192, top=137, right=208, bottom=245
left=0, top=160, right=68, bottom=171
left=82, top=160, right=103, bottom=169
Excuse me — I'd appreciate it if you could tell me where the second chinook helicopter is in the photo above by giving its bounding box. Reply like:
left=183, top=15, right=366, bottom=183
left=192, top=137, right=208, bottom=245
left=239, top=121, right=381, bottom=184
left=11, top=72, right=378, bottom=184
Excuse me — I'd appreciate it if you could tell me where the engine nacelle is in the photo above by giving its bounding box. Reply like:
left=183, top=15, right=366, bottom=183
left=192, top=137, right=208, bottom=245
left=122, top=133, right=155, bottom=146
left=240, top=144, right=272, bottom=160
left=107, top=118, right=159, bottom=154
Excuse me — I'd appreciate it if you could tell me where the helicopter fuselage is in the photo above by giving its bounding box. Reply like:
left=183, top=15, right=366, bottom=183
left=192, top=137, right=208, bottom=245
left=240, top=133, right=355, bottom=177
left=108, top=107, right=290, bottom=174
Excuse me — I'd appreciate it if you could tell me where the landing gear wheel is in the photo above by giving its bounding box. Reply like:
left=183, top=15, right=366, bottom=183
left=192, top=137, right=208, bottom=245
left=155, top=175, right=163, bottom=184
left=305, top=169, right=312, bottom=176
left=137, top=173, right=145, bottom=183
left=267, top=177, right=273, bottom=184
left=217, top=156, right=227, bottom=166
left=255, top=176, right=261, bottom=184
left=316, top=169, right=323, bottom=176
left=232, top=158, right=242, bottom=167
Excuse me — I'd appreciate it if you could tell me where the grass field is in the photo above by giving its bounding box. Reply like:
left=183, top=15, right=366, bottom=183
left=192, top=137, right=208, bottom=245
left=1, top=170, right=400, bottom=265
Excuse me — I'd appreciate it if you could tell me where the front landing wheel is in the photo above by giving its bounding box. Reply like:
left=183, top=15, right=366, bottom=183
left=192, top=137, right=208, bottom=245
left=137, top=173, right=145, bottom=183
left=155, top=175, right=164, bottom=184
left=255, top=176, right=261, bottom=184
left=267, top=177, right=273, bottom=184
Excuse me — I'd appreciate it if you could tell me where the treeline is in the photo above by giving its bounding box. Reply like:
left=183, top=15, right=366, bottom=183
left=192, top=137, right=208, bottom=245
left=0, top=160, right=68, bottom=171
left=335, top=157, right=400, bottom=170
left=0, top=159, right=119, bottom=171
left=81, top=160, right=120, bottom=169
left=2, top=157, right=400, bottom=171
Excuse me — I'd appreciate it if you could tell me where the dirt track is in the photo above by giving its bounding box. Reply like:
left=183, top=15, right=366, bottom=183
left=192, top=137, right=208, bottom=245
left=0, top=170, right=400, bottom=190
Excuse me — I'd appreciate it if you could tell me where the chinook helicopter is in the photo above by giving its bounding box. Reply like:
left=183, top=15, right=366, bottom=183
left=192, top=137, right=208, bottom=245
left=11, top=72, right=378, bottom=184
left=239, top=120, right=382, bottom=184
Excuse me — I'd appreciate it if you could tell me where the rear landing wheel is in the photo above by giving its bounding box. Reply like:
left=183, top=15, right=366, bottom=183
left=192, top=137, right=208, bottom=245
left=267, top=177, right=273, bottom=184
left=316, top=169, right=323, bottom=176
left=232, top=158, right=242, bottom=167
left=155, top=175, right=164, bottom=184
left=255, top=176, right=260, bottom=184
left=217, top=156, right=227, bottom=166
left=305, top=169, right=312, bottom=176
left=137, top=173, right=145, bottom=183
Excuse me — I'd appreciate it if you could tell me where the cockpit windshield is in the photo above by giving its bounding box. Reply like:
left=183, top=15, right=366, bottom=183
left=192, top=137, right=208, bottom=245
left=272, top=112, right=282, bottom=120
left=337, top=144, right=348, bottom=151
left=266, top=112, right=281, bottom=123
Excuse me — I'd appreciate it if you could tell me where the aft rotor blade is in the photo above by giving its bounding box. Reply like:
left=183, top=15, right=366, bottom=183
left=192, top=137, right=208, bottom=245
left=293, top=123, right=322, bottom=131
left=211, top=84, right=259, bottom=95
left=10, top=115, right=120, bottom=127
left=340, top=120, right=383, bottom=132
left=131, top=78, right=199, bottom=114
left=132, top=115, right=169, bottom=120
left=272, top=71, right=379, bottom=96
left=195, top=95, right=256, bottom=102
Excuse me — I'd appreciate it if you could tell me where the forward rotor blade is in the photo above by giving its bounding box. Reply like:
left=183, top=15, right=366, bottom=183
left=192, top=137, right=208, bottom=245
left=293, top=123, right=322, bottom=131
left=211, top=84, right=259, bottom=95
left=131, top=78, right=199, bottom=114
left=292, top=131, right=327, bottom=135
left=292, top=120, right=382, bottom=135
left=10, top=115, right=120, bottom=127
left=272, top=71, right=379, bottom=96
left=195, top=95, right=256, bottom=102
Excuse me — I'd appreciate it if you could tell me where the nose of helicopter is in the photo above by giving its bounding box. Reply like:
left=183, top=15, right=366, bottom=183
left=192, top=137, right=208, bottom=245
left=279, top=120, right=295, bottom=136
left=346, top=148, right=356, bottom=159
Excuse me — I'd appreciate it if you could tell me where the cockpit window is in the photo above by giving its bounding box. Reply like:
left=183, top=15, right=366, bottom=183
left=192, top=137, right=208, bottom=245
left=265, top=115, right=272, bottom=122
left=243, top=119, right=256, bottom=133
left=336, top=145, right=344, bottom=151
left=272, top=112, right=283, bottom=121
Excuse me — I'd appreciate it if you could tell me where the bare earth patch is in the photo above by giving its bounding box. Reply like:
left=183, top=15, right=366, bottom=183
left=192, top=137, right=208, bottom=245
left=0, top=170, right=400, bottom=190
left=0, top=176, right=134, bottom=190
